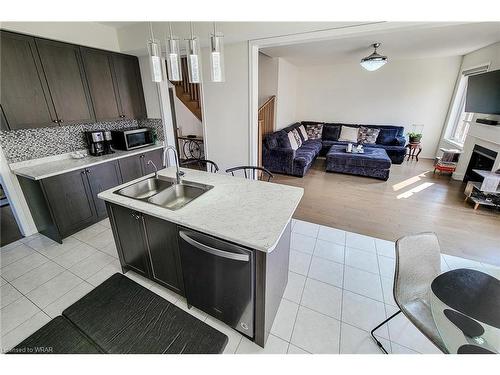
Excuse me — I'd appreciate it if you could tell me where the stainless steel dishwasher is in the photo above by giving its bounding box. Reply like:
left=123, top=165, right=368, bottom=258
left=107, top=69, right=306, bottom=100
left=178, top=228, right=255, bottom=338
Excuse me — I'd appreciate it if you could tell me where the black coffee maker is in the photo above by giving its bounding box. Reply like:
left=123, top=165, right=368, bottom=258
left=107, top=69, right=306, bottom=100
left=85, top=130, right=115, bottom=156
left=103, top=130, right=114, bottom=154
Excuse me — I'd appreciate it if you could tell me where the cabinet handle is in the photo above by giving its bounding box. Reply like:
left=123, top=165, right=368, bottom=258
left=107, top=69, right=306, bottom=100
left=131, top=213, right=141, bottom=220
left=52, top=120, right=58, bottom=123
left=119, top=115, right=126, bottom=118
left=85, top=169, right=90, bottom=174
left=80, top=171, right=85, bottom=175
left=59, top=119, right=64, bottom=123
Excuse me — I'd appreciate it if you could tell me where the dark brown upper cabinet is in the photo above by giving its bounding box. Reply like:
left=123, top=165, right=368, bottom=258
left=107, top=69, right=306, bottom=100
left=111, top=54, right=147, bottom=119
left=0, top=30, right=147, bottom=130
left=35, top=38, right=95, bottom=125
left=0, top=31, right=56, bottom=130
left=80, top=48, right=121, bottom=121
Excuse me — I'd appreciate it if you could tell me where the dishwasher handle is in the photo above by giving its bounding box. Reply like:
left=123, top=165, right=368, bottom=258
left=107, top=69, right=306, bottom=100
left=179, top=231, right=250, bottom=262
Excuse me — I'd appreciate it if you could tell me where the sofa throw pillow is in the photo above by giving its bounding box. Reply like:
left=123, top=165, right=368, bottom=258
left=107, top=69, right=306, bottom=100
left=298, top=125, right=309, bottom=141
left=322, top=124, right=342, bottom=141
left=338, top=126, right=359, bottom=143
left=287, top=131, right=300, bottom=150
left=377, top=128, right=399, bottom=145
left=305, top=124, right=323, bottom=140
left=292, top=129, right=303, bottom=147
left=358, top=126, right=380, bottom=144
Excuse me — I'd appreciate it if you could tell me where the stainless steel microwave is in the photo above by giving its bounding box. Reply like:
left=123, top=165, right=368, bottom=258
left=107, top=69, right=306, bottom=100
left=111, top=128, right=154, bottom=151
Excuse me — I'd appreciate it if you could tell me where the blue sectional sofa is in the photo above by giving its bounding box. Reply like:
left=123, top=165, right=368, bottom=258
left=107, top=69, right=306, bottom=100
left=262, top=122, right=407, bottom=177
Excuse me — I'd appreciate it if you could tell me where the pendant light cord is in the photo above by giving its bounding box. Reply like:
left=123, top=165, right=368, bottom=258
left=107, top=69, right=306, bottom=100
left=190, top=22, right=194, bottom=40
left=149, top=22, right=154, bottom=41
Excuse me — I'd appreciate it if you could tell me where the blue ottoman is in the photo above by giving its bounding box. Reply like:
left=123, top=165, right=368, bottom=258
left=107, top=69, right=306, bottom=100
left=326, top=146, right=392, bottom=180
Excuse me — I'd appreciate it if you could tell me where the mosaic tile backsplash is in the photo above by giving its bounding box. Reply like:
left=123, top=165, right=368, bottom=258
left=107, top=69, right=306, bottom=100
left=0, top=118, right=164, bottom=163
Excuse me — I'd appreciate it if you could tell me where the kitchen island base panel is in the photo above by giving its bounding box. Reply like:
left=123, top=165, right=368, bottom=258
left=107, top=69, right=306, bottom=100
left=255, top=221, right=291, bottom=347
left=107, top=201, right=292, bottom=348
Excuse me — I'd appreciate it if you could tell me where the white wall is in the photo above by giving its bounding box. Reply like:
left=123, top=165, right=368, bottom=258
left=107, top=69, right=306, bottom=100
left=258, top=53, right=278, bottom=106
left=201, top=42, right=249, bottom=172
left=1, top=22, right=120, bottom=51
left=275, top=58, right=299, bottom=130
left=295, top=56, right=462, bottom=158
left=173, top=94, right=203, bottom=137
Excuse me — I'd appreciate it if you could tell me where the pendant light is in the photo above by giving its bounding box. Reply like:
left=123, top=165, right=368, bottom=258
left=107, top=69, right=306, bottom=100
left=185, top=22, right=201, bottom=83
left=147, top=22, right=163, bottom=82
left=166, top=23, right=182, bottom=81
left=209, top=22, right=225, bottom=83
left=360, top=43, right=388, bottom=72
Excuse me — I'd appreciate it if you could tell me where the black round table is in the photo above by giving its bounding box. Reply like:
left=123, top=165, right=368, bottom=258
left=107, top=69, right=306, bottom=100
left=430, top=268, right=499, bottom=354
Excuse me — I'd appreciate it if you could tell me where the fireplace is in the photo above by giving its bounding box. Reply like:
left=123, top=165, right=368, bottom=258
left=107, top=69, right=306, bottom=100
left=464, top=144, right=498, bottom=183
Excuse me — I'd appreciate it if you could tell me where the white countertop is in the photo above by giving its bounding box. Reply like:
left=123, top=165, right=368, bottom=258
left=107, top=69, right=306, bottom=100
left=98, top=167, right=304, bottom=253
left=473, top=169, right=500, bottom=179
left=10, top=144, right=164, bottom=180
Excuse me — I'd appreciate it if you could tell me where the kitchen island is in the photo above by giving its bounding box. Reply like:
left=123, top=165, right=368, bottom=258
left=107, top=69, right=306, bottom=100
left=98, top=167, right=303, bottom=347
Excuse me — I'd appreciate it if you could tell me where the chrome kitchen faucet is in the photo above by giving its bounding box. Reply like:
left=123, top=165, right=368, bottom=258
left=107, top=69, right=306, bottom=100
left=163, top=145, right=184, bottom=184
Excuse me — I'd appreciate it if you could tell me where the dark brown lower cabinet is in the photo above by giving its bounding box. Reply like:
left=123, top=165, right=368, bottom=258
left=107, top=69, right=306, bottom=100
left=19, top=160, right=124, bottom=241
left=143, top=214, right=183, bottom=293
left=41, top=169, right=97, bottom=238
left=87, top=161, right=122, bottom=219
left=142, top=148, right=164, bottom=172
left=118, top=154, right=144, bottom=183
left=119, top=148, right=164, bottom=183
left=107, top=204, right=151, bottom=277
left=107, top=203, right=184, bottom=294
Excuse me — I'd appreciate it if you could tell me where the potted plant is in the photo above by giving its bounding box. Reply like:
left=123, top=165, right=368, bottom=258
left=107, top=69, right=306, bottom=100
left=408, top=132, right=422, bottom=143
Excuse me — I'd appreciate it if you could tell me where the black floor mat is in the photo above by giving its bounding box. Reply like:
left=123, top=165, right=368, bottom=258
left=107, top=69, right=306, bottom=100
left=62, top=273, right=228, bottom=354
left=9, top=316, right=103, bottom=354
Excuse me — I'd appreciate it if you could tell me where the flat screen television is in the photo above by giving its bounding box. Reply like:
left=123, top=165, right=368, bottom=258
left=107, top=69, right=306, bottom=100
left=465, top=69, right=500, bottom=115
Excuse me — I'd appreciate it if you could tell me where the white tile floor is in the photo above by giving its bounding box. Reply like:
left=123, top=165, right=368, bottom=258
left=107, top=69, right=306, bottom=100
left=1, top=218, right=498, bottom=354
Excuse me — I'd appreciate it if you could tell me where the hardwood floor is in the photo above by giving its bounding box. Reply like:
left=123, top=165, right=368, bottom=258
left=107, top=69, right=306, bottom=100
left=273, top=158, right=500, bottom=266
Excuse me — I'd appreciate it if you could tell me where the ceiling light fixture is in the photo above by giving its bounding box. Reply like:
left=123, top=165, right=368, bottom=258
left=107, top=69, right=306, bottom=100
left=166, top=23, right=182, bottom=81
left=186, top=22, right=201, bottom=83
left=147, top=22, right=163, bottom=82
left=360, top=43, right=388, bottom=72
left=209, top=22, right=225, bottom=83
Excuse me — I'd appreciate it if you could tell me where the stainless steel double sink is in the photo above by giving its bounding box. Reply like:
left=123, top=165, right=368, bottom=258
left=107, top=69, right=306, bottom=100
left=115, top=176, right=213, bottom=210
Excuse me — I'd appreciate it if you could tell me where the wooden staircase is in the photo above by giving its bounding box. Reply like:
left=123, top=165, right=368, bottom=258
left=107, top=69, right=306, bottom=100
left=170, top=57, right=202, bottom=121
left=258, top=95, right=276, bottom=166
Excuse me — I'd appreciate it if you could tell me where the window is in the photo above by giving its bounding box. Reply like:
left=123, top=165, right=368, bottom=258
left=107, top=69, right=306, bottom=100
left=445, top=65, right=489, bottom=147
left=449, top=81, right=474, bottom=145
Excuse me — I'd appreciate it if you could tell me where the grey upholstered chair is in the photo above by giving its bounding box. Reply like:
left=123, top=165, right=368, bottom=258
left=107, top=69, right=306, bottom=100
left=371, top=232, right=449, bottom=354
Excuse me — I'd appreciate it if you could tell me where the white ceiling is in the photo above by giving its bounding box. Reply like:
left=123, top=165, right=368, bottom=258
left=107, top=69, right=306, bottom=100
left=100, top=22, right=371, bottom=54
left=260, top=23, right=500, bottom=66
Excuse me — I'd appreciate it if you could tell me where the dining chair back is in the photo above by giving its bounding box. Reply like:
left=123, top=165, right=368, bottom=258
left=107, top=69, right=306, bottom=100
left=225, top=166, right=273, bottom=182
left=181, top=158, right=219, bottom=173
left=371, top=232, right=448, bottom=354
